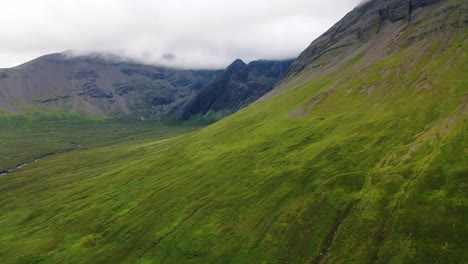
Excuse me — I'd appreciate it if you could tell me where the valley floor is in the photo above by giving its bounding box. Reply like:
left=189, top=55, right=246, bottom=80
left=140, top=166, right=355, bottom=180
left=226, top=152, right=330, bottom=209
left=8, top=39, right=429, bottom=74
left=0, top=115, right=203, bottom=172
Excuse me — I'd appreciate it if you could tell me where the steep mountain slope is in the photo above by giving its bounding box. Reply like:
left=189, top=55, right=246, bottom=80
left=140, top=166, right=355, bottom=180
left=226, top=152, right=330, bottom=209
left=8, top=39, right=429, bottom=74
left=172, top=59, right=293, bottom=120
left=269, top=0, right=467, bottom=97
left=0, top=0, right=467, bottom=263
left=0, top=53, right=221, bottom=117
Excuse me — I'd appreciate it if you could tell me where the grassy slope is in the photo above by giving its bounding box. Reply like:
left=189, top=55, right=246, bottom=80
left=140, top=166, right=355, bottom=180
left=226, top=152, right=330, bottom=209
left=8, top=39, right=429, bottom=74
left=0, top=114, right=202, bottom=171
left=1, top=13, right=467, bottom=264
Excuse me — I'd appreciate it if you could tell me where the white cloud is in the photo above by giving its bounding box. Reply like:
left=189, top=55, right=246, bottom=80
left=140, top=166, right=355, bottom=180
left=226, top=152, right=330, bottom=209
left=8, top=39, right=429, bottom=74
left=0, top=0, right=362, bottom=69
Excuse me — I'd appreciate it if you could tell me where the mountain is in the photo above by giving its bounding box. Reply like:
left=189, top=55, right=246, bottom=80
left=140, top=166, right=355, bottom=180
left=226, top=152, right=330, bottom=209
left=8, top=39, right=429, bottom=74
left=0, top=53, right=221, bottom=117
left=0, top=54, right=293, bottom=121
left=0, top=0, right=466, bottom=263
left=172, top=58, right=294, bottom=120
left=272, top=0, right=465, bottom=95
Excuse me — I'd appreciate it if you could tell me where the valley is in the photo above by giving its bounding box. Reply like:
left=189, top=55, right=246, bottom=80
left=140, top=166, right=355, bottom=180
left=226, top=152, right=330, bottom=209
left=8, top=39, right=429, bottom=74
left=0, top=0, right=466, bottom=263
left=0, top=114, right=203, bottom=173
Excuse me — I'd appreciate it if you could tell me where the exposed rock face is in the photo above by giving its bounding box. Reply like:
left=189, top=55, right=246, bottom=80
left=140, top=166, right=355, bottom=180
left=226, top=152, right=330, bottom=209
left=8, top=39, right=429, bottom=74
left=173, top=58, right=294, bottom=120
left=278, top=0, right=456, bottom=89
left=0, top=53, right=221, bottom=117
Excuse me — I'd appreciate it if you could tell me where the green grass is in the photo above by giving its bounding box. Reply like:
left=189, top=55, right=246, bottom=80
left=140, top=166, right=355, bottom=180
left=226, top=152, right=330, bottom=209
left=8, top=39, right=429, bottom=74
left=0, top=114, right=203, bottom=171
left=0, top=12, right=467, bottom=264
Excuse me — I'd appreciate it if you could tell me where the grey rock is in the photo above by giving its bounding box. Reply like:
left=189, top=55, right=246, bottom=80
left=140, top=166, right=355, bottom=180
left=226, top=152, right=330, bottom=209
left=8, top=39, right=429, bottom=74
left=172, top=58, right=294, bottom=120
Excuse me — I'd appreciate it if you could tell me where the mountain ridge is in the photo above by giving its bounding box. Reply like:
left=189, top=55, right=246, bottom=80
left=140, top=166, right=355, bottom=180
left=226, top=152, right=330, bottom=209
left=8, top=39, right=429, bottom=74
left=0, top=53, right=222, bottom=117
left=171, top=58, right=294, bottom=120
left=267, top=0, right=462, bottom=98
left=0, top=53, right=294, bottom=121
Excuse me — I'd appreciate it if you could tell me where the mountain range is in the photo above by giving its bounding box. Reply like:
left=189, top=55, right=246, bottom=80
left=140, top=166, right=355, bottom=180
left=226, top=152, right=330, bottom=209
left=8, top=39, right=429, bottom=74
left=0, top=53, right=293, bottom=121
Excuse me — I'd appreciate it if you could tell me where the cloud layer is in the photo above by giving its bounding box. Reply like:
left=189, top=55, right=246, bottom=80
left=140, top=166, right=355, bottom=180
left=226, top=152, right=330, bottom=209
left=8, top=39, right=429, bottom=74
left=0, top=0, right=362, bottom=69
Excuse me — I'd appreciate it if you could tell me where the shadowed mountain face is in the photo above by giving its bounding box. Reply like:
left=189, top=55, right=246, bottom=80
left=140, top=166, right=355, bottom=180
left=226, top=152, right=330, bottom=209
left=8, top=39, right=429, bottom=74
left=172, top=58, right=294, bottom=120
left=0, top=53, right=221, bottom=117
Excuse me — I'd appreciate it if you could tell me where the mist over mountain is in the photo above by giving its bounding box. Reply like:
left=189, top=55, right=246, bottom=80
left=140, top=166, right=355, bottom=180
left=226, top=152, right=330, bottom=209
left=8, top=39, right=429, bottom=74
left=0, top=53, right=221, bottom=117
left=0, top=53, right=294, bottom=120
left=0, top=0, right=361, bottom=69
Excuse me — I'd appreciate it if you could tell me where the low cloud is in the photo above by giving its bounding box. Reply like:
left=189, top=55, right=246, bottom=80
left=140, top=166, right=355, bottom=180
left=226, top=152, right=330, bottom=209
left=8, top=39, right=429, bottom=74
left=0, top=0, right=362, bottom=69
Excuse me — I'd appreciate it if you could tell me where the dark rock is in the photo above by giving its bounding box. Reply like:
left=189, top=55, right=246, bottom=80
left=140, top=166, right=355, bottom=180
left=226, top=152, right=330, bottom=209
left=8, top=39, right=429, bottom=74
left=377, top=0, right=409, bottom=23
left=83, top=81, right=112, bottom=98
left=35, top=95, right=71, bottom=103
left=411, top=0, right=443, bottom=9
left=147, top=97, right=174, bottom=106
left=121, top=68, right=166, bottom=80
left=172, top=58, right=294, bottom=120
left=113, top=83, right=135, bottom=95
left=69, top=70, right=99, bottom=80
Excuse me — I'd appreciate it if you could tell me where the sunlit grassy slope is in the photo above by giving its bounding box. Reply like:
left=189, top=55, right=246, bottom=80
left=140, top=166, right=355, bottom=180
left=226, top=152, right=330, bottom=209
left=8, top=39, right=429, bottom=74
left=1, top=13, right=467, bottom=264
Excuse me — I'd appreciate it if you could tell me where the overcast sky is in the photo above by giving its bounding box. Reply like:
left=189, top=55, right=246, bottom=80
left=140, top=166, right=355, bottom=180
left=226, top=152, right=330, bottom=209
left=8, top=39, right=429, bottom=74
left=0, top=0, right=362, bottom=69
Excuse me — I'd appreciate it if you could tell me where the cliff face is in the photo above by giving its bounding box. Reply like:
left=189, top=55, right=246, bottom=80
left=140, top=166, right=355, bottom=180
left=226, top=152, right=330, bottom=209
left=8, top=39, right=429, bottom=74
left=172, top=58, right=294, bottom=120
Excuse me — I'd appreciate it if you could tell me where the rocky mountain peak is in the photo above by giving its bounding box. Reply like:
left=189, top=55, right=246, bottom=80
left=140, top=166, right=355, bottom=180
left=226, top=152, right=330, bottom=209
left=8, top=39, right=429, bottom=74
left=226, top=59, right=248, bottom=72
left=171, top=58, right=294, bottom=120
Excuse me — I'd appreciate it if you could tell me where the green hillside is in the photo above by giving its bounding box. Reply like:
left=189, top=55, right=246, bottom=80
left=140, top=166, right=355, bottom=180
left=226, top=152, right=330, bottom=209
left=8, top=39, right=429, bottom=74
left=0, top=114, right=203, bottom=172
left=0, top=0, right=467, bottom=263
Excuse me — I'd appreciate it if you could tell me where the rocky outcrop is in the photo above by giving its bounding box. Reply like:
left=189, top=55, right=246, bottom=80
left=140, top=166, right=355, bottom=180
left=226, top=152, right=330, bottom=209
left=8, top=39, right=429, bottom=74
left=172, top=58, right=294, bottom=120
